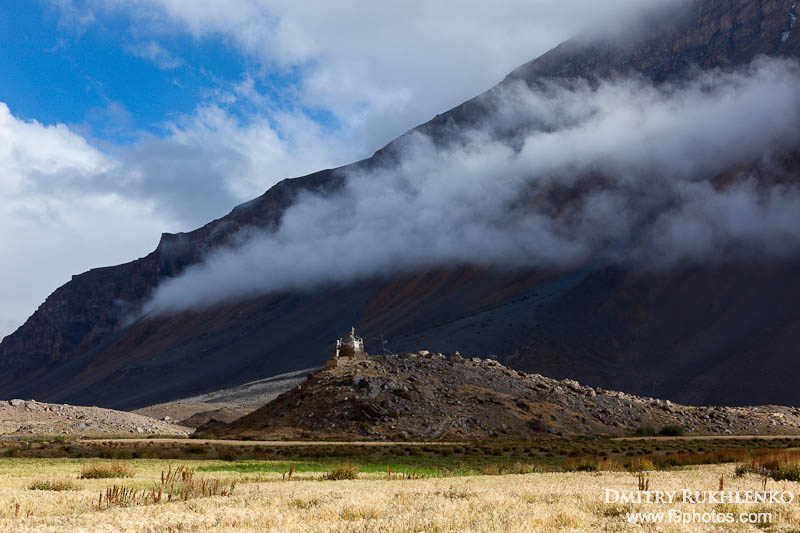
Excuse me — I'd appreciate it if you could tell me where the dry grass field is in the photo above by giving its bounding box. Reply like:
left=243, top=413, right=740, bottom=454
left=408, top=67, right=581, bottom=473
left=2, top=457, right=800, bottom=532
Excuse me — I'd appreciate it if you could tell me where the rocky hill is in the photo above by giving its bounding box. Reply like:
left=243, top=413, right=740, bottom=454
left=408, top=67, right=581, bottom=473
left=0, top=399, right=190, bottom=437
left=1, top=0, right=800, bottom=409
left=210, top=353, right=800, bottom=440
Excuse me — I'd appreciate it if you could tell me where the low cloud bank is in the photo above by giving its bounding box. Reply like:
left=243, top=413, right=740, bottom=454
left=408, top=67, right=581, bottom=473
left=146, top=57, right=800, bottom=313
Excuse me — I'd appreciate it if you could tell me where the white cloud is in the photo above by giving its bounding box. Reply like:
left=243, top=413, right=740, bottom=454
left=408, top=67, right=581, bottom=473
left=145, top=58, right=800, bottom=313
left=124, top=40, right=184, bottom=69
left=115, top=103, right=357, bottom=225
left=0, top=103, right=169, bottom=334
left=0, top=102, right=111, bottom=194
left=59, top=0, right=686, bottom=153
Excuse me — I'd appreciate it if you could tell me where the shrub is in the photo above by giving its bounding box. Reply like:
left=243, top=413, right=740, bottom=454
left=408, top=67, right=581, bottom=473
left=96, top=465, right=236, bottom=510
left=325, top=462, right=359, bottom=480
left=575, top=461, right=598, bottom=472
left=627, top=457, right=656, bottom=471
left=658, top=425, right=685, bottom=437
left=596, top=459, right=624, bottom=472
left=564, top=457, right=601, bottom=472
left=737, top=453, right=800, bottom=482
left=511, top=462, right=541, bottom=474
left=634, top=426, right=657, bottom=437
left=215, top=447, right=240, bottom=461
left=80, top=461, right=135, bottom=479
left=292, top=497, right=321, bottom=509
left=28, top=479, right=80, bottom=491
left=185, top=446, right=206, bottom=455
left=481, top=463, right=505, bottom=475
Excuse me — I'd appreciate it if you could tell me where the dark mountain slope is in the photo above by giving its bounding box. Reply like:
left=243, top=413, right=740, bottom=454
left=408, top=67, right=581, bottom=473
left=1, top=0, right=799, bottom=409
left=502, top=263, right=800, bottom=405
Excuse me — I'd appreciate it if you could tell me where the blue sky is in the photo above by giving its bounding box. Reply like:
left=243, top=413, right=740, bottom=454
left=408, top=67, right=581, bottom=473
left=0, top=0, right=666, bottom=337
left=0, top=1, right=321, bottom=143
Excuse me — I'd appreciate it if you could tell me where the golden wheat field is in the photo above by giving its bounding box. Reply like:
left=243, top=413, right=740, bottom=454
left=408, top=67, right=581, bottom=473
left=3, top=458, right=800, bottom=532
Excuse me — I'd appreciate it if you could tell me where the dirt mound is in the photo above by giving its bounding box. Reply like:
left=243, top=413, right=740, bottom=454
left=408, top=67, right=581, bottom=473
left=212, top=353, right=800, bottom=440
left=0, top=399, right=191, bottom=436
